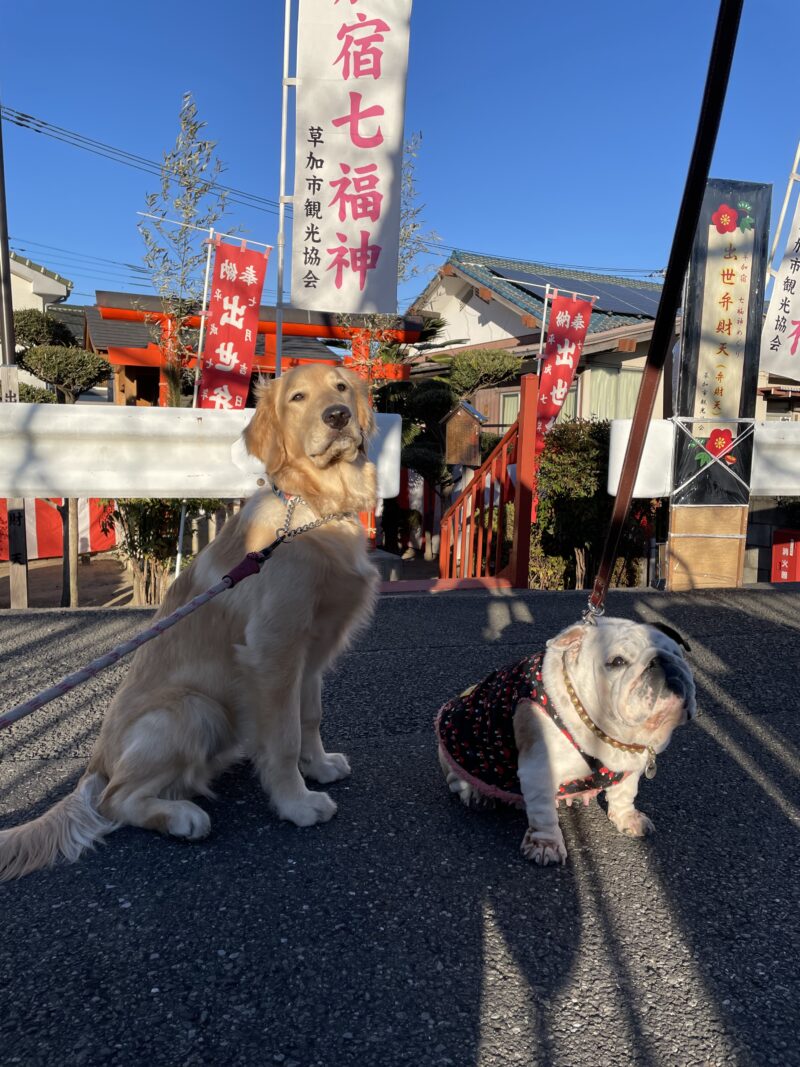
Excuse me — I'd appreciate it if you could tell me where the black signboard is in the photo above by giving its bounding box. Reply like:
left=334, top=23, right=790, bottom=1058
left=673, top=178, right=771, bottom=505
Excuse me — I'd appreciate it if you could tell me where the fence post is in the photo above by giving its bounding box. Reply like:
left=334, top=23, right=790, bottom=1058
left=508, top=373, right=539, bottom=589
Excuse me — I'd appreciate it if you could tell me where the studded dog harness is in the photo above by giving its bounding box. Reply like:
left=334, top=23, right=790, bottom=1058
left=435, top=652, right=626, bottom=809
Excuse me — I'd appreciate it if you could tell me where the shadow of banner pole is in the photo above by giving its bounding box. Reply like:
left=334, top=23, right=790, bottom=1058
left=587, top=0, right=744, bottom=616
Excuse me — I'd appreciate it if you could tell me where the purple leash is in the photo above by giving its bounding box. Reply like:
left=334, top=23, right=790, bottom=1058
left=0, top=536, right=285, bottom=732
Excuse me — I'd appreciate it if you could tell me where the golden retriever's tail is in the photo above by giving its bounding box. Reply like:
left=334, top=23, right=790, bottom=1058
left=0, top=772, right=118, bottom=881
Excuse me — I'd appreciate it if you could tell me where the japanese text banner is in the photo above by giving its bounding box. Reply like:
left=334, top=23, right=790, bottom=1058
left=291, top=0, right=413, bottom=314
left=760, top=193, right=800, bottom=383
left=673, top=179, right=770, bottom=506
left=535, top=294, right=592, bottom=453
left=198, top=241, right=269, bottom=411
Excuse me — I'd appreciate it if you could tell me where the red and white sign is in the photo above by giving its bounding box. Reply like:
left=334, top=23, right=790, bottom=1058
left=291, top=0, right=413, bottom=314
left=197, top=240, right=269, bottom=411
left=535, top=294, right=593, bottom=452
left=0, top=499, right=115, bottom=561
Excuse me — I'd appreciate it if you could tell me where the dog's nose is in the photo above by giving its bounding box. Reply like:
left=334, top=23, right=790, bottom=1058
left=322, top=405, right=351, bottom=430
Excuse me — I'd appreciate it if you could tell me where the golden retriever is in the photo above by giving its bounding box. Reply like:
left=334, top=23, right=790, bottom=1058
left=0, top=364, right=379, bottom=879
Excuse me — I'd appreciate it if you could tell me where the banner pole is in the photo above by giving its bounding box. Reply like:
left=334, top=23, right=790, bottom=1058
left=176, top=227, right=216, bottom=579
left=536, top=283, right=551, bottom=378
left=191, top=227, right=215, bottom=409
left=274, top=0, right=293, bottom=380
left=767, top=140, right=800, bottom=283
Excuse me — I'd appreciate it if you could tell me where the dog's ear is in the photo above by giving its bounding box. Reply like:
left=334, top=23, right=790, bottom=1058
left=352, top=374, right=376, bottom=441
left=546, top=623, right=587, bottom=653
left=243, top=376, right=286, bottom=476
left=650, top=621, right=692, bottom=652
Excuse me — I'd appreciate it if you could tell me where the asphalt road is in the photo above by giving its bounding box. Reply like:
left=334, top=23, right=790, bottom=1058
left=1, top=587, right=798, bottom=1067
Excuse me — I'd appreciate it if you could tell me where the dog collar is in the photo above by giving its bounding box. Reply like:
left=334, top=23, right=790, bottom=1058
left=562, top=659, right=657, bottom=779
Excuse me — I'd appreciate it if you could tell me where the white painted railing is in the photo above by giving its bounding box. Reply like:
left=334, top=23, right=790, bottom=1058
left=607, top=419, right=800, bottom=497
left=0, top=404, right=402, bottom=500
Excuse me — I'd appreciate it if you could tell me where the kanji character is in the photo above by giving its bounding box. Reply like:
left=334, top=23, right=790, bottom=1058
left=220, top=295, right=246, bottom=330
left=334, top=12, right=390, bottom=80
left=213, top=342, right=240, bottom=371
left=328, top=162, right=383, bottom=222
left=332, top=91, right=384, bottom=149
left=549, top=379, right=569, bottom=406
left=554, top=339, right=576, bottom=367
left=240, top=265, right=259, bottom=286
left=219, top=259, right=238, bottom=282
left=555, top=310, right=571, bottom=329
left=326, top=230, right=381, bottom=291
left=209, top=384, right=233, bottom=409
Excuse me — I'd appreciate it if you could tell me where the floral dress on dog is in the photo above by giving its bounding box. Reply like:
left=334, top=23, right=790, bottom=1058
left=435, top=652, right=626, bottom=808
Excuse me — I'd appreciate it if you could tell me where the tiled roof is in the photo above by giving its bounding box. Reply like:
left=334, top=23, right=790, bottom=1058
left=47, top=304, right=87, bottom=346
left=437, top=250, right=663, bottom=335
left=10, top=250, right=72, bottom=290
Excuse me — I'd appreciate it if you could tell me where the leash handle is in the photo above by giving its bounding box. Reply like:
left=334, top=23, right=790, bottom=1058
left=0, top=538, right=284, bottom=732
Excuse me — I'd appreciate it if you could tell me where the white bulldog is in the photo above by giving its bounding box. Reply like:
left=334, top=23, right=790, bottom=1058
left=436, top=617, right=696, bottom=865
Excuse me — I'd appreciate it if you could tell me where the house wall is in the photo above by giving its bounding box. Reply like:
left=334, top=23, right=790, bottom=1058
left=10, top=271, right=50, bottom=313
left=417, top=275, right=528, bottom=348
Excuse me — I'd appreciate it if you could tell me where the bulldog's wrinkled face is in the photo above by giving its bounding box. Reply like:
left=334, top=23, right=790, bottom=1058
left=548, top=618, right=696, bottom=750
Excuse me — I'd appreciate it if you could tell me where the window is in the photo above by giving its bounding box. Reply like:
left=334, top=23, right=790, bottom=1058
left=556, top=381, right=578, bottom=423
left=588, top=367, right=643, bottom=419
left=500, top=390, right=520, bottom=429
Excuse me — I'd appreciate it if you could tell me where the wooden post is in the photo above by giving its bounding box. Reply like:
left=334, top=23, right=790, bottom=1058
left=508, top=373, right=539, bottom=589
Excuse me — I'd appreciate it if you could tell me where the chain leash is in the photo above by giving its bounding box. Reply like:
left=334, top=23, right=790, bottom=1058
left=275, top=494, right=359, bottom=541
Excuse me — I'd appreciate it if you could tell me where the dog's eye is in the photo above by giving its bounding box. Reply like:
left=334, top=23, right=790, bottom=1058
left=607, top=656, right=628, bottom=669
left=336, top=381, right=348, bottom=393
left=290, top=392, right=305, bottom=403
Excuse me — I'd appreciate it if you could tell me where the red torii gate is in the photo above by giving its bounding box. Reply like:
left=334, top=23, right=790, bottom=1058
left=95, top=291, right=422, bottom=402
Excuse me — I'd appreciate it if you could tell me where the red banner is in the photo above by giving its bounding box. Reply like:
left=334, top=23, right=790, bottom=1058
left=0, top=499, right=115, bottom=561
left=197, top=240, right=270, bottom=410
left=535, top=293, right=593, bottom=452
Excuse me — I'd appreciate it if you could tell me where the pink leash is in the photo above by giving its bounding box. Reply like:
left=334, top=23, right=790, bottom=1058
left=0, top=537, right=285, bottom=732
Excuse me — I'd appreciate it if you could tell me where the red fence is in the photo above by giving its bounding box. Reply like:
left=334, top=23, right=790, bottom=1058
left=438, top=374, right=539, bottom=588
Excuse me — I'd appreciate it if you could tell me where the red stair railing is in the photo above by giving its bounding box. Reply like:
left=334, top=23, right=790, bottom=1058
left=438, top=374, right=539, bottom=587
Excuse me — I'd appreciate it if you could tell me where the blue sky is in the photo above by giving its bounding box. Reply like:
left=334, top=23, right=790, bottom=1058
left=2, top=0, right=798, bottom=313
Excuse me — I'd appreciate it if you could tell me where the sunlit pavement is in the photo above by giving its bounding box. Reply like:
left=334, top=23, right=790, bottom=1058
left=1, top=586, right=797, bottom=1067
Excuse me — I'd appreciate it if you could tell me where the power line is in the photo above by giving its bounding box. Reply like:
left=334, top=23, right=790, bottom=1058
left=10, top=236, right=150, bottom=274
left=1, top=105, right=289, bottom=219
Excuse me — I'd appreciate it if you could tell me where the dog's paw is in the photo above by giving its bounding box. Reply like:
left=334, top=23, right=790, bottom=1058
left=520, top=828, right=567, bottom=866
left=608, top=808, right=655, bottom=837
left=275, top=789, right=338, bottom=827
left=300, top=752, right=351, bottom=784
left=164, top=801, right=211, bottom=841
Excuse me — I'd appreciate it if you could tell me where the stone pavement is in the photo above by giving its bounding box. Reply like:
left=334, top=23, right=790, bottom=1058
left=0, top=586, right=798, bottom=1067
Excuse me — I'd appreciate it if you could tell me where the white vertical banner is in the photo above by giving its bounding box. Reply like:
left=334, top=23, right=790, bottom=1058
left=291, top=0, right=413, bottom=314
left=760, top=194, right=800, bottom=382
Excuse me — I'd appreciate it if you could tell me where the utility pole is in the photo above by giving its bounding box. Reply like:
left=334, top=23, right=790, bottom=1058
left=0, top=108, right=29, bottom=607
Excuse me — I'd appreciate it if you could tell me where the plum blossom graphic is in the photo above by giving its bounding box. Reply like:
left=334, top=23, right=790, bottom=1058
left=691, top=426, right=737, bottom=468
left=712, top=203, right=739, bottom=234
left=705, top=427, right=733, bottom=456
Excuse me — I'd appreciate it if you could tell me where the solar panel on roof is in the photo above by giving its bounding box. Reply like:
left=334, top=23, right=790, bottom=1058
left=485, top=266, right=662, bottom=317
